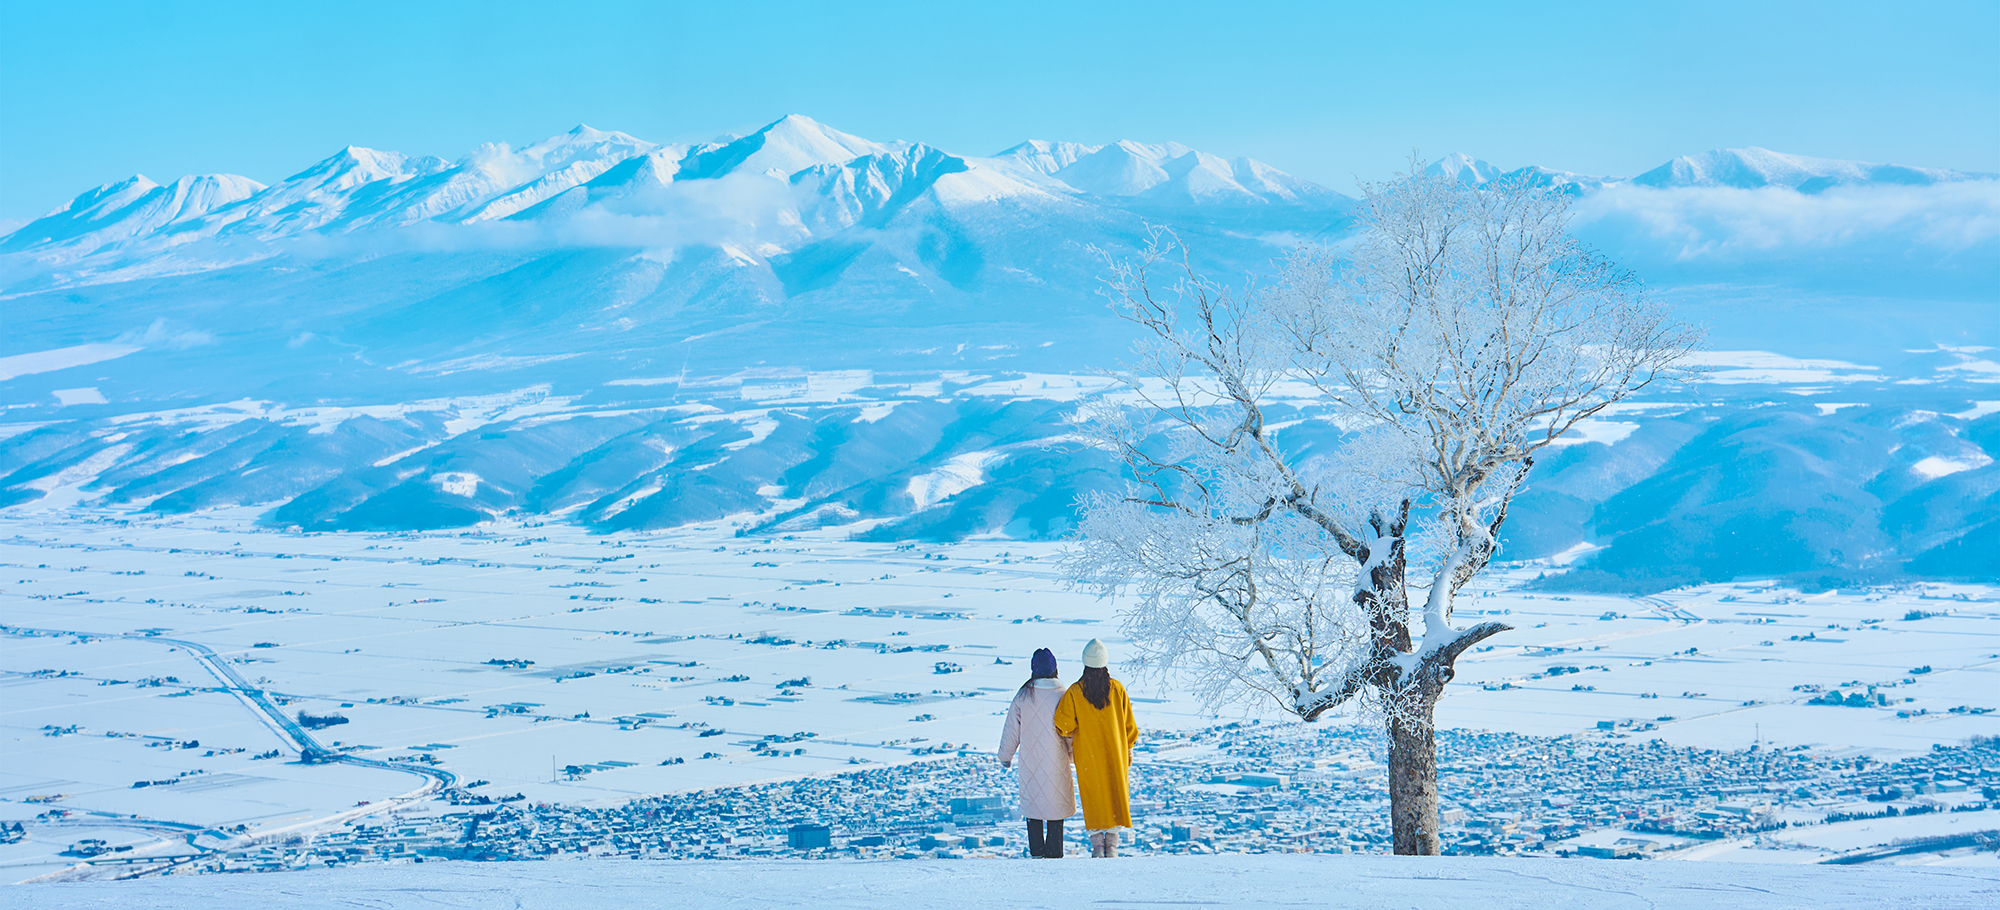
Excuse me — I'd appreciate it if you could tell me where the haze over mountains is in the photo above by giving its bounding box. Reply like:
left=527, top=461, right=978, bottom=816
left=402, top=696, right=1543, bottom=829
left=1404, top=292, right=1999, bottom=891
left=0, top=116, right=1995, bottom=590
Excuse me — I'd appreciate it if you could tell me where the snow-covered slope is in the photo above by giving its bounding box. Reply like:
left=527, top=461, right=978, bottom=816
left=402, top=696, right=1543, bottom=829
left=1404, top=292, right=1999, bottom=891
left=791, top=143, right=1076, bottom=235
left=1426, top=146, right=1997, bottom=195
left=1424, top=152, right=1505, bottom=186
left=0, top=173, right=263, bottom=255
left=1631, top=146, right=1994, bottom=192
left=388, top=124, right=661, bottom=224
left=677, top=113, right=899, bottom=180
left=209, top=146, right=453, bottom=239
left=1013, top=139, right=1340, bottom=205
left=1423, top=152, right=1614, bottom=194
left=995, top=138, right=1101, bottom=174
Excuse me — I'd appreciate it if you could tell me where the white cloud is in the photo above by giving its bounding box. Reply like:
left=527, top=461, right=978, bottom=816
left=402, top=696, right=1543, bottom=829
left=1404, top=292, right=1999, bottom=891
left=1572, top=180, right=2000, bottom=262
left=281, top=171, right=804, bottom=262
left=117, top=318, right=214, bottom=350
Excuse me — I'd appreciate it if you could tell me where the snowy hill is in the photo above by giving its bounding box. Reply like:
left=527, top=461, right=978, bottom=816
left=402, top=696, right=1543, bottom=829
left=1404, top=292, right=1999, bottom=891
left=1630, top=146, right=1994, bottom=192
left=1001, top=138, right=1341, bottom=205
left=1420, top=148, right=1998, bottom=298
left=212, top=146, right=455, bottom=237
left=1423, top=152, right=1612, bottom=194
left=677, top=113, right=900, bottom=180
left=1427, top=146, right=1996, bottom=194
left=0, top=173, right=264, bottom=256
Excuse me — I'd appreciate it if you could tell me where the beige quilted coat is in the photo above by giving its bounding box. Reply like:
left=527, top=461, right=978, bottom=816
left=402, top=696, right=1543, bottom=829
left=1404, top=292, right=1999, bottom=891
left=997, top=679, right=1075, bottom=820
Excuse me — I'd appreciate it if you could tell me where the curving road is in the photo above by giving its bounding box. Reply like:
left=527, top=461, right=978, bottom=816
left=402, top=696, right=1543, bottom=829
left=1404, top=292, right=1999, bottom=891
left=3, top=624, right=455, bottom=805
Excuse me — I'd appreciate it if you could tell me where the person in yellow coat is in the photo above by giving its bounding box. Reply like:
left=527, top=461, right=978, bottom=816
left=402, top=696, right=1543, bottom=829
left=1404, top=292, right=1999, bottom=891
left=1053, top=638, right=1139, bottom=858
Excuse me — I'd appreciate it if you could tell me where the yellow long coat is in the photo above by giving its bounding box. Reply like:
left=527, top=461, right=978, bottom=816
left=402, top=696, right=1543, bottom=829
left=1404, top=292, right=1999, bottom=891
left=1052, top=677, right=1139, bottom=830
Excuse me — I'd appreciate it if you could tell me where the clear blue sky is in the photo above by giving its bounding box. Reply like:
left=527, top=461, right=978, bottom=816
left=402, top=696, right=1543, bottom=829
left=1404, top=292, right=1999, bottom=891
left=2, top=0, right=1995, bottom=222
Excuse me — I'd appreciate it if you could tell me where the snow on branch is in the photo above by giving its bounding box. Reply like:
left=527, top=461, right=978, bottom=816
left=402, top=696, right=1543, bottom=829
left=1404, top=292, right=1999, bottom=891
left=1069, top=173, right=1698, bottom=723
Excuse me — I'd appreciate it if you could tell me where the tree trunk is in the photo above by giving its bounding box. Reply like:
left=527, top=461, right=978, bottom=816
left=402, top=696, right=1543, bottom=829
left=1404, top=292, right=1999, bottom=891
left=1387, top=687, right=1441, bottom=855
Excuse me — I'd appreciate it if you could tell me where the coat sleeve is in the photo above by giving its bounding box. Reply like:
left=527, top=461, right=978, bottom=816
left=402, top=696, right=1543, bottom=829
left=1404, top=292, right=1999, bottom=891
left=1053, top=687, right=1078, bottom=739
left=997, top=691, right=1023, bottom=764
left=1119, top=684, right=1139, bottom=753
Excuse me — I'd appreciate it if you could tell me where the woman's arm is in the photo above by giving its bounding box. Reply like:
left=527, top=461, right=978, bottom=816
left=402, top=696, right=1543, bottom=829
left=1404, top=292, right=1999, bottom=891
left=997, top=692, right=1023, bottom=766
left=1120, top=686, right=1139, bottom=753
left=1053, top=687, right=1078, bottom=739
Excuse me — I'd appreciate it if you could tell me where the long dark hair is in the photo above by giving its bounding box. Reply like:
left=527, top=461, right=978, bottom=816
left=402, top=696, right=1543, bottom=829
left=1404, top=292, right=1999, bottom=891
left=1080, top=666, right=1111, bottom=710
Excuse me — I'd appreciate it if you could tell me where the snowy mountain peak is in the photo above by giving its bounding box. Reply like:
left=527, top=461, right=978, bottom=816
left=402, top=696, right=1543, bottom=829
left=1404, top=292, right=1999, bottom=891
left=290, top=146, right=451, bottom=191
left=1420, top=154, right=1614, bottom=195
left=994, top=140, right=1102, bottom=175
left=69, top=175, right=163, bottom=219
left=0, top=172, right=262, bottom=254
left=583, top=148, right=689, bottom=194
left=786, top=142, right=1080, bottom=235
left=1426, top=153, right=1505, bottom=186
left=419, top=127, right=667, bottom=224
left=518, top=125, right=657, bottom=163
left=156, top=174, right=266, bottom=212
left=89, top=173, right=162, bottom=200
left=556, top=123, right=622, bottom=142
left=677, top=115, right=896, bottom=181
left=1046, top=139, right=1336, bottom=206
left=1631, top=146, right=1994, bottom=192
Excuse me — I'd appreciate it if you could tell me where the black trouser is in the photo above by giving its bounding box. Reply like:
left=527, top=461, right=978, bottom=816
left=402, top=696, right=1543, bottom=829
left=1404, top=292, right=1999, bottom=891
left=1025, top=819, right=1065, bottom=857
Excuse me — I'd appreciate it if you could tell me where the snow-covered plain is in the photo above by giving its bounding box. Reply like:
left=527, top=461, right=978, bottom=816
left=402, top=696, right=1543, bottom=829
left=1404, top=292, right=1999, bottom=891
left=14, top=853, right=2000, bottom=910
left=2, top=510, right=1996, bottom=884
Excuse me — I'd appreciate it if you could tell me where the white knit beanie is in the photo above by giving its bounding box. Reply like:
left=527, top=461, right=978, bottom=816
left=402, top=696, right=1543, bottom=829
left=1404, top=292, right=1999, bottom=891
left=1082, top=638, right=1108, bottom=668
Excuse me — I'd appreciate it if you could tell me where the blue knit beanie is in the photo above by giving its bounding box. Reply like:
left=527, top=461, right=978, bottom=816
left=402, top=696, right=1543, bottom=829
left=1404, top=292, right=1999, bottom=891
left=1030, top=648, right=1058, bottom=678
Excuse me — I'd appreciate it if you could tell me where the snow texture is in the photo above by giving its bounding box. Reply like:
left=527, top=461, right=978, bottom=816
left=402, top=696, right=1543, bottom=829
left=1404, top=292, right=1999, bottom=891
left=15, top=854, right=2000, bottom=909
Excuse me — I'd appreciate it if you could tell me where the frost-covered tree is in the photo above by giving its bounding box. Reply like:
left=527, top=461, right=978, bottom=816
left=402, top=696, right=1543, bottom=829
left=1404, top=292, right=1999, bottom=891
left=1067, top=164, right=1699, bottom=854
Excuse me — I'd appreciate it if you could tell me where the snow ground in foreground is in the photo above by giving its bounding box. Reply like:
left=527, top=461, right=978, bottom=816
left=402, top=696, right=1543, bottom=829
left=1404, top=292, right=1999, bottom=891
left=2, top=510, right=1997, bottom=882
left=16, top=854, right=2000, bottom=909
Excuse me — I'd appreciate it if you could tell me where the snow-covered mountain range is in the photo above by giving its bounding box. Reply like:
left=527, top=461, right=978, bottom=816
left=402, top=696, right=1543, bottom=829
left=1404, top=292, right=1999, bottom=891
left=0, top=117, right=1994, bottom=587
left=1423, top=146, right=1995, bottom=194
left=0, top=116, right=1351, bottom=290
left=9, top=111, right=1991, bottom=295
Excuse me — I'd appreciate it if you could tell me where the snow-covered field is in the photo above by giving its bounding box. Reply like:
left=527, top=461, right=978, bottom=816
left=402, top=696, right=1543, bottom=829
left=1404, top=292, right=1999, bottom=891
left=14, top=853, right=2000, bottom=910
left=2, top=510, right=1997, bottom=883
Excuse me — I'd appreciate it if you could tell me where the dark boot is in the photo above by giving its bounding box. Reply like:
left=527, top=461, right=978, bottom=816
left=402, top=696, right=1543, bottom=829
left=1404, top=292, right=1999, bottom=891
left=1025, top=819, right=1046, bottom=858
left=1043, top=819, right=1065, bottom=857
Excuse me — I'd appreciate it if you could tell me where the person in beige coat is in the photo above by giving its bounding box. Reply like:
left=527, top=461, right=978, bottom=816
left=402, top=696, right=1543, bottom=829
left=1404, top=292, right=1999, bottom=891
left=998, top=647, right=1075, bottom=857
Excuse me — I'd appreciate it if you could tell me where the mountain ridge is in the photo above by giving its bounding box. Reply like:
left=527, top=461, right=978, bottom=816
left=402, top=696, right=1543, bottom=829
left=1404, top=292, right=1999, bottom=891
left=1427, top=145, right=1996, bottom=193
left=0, top=115, right=1348, bottom=294
left=8, top=114, right=1993, bottom=297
